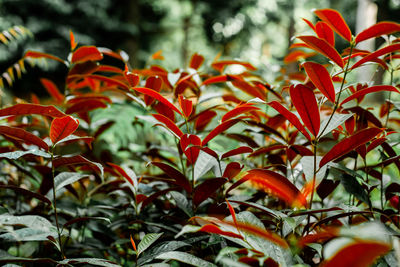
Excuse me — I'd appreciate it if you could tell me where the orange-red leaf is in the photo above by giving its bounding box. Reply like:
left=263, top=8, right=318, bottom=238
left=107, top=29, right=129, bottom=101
left=0, top=104, right=66, bottom=118
left=302, top=18, right=316, bottom=32
left=243, top=169, right=306, bottom=207
left=298, top=36, right=344, bottom=68
left=322, top=240, right=391, bottom=267
left=314, top=9, right=352, bottom=41
left=351, top=43, right=400, bottom=70
left=319, top=127, right=382, bottom=167
left=152, top=113, right=183, bottom=138
left=24, top=51, right=65, bottom=64
left=134, top=87, right=182, bottom=115
left=71, top=46, right=103, bottom=64
left=53, top=155, right=103, bottom=175
left=178, top=95, right=193, bottom=118
left=356, top=21, right=400, bottom=44
left=180, top=134, right=201, bottom=164
left=0, top=126, right=48, bottom=150
left=289, top=84, right=320, bottom=137
left=316, top=21, right=335, bottom=46
left=341, top=85, right=398, bottom=105
left=199, top=224, right=243, bottom=239
left=108, top=162, right=134, bottom=185
left=69, top=30, right=77, bottom=50
left=190, top=53, right=205, bottom=69
left=50, top=116, right=79, bottom=144
left=221, top=146, right=253, bottom=159
left=151, top=162, right=191, bottom=193
left=202, top=119, right=240, bottom=146
left=193, top=178, right=227, bottom=206
left=65, top=99, right=108, bottom=114
left=225, top=199, right=239, bottom=230
left=268, top=101, right=311, bottom=141
left=303, top=62, right=335, bottom=102
left=85, top=74, right=130, bottom=90
left=130, top=235, right=137, bottom=252
left=221, top=103, right=259, bottom=122
left=211, top=60, right=256, bottom=72
left=40, top=78, right=64, bottom=104
left=284, top=50, right=317, bottom=64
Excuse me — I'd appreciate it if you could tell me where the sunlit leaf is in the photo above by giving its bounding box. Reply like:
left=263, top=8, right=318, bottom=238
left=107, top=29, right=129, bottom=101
left=71, top=46, right=103, bottom=64
left=303, top=61, right=335, bottom=102
left=298, top=36, right=344, bottom=68
left=355, top=21, right=400, bottom=43
left=340, top=85, right=398, bottom=105
left=314, top=8, right=352, bottom=41
left=0, top=125, right=48, bottom=150
left=50, top=116, right=79, bottom=144
left=0, top=103, right=65, bottom=118
left=137, top=233, right=163, bottom=256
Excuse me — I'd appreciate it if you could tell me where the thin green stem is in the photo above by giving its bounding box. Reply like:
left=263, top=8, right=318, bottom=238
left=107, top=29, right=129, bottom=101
left=384, top=69, right=394, bottom=128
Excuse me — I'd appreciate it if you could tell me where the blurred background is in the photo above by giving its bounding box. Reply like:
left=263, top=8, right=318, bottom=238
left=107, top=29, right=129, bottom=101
left=0, top=0, right=399, bottom=98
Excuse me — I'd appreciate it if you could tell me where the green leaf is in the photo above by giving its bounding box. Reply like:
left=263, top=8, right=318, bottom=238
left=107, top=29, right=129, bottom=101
left=0, top=214, right=53, bottom=229
left=339, top=173, right=370, bottom=204
left=137, top=233, right=163, bottom=256
left=194, top=150, right=217, bottom=180
left=175, top=225, right=201, bottom=238
left=156, top=251, right=217, bottom=267
left=58, top=258, right=120, bottom=267
left=169, top=191, right=193, bottom=217
left=318, top=113, right=353, bottom=137
left=0, top=150, right=50, bottom=160
left=53, top=172, right=89, bottom=191
left=138, top=241, right=190, bottom=266
left=300, top=156, right=328, bottom=181
left=0, top=228, right=58, bottom=242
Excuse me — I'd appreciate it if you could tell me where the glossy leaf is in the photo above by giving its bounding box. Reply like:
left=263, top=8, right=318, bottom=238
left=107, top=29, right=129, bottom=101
left=341, top=85, right=398, bottom=105
left=71, top=46, right=103, bottom=64
left=50, top=116, right=79, bottom=144
left=351, top=43, right=400, bottom=70
left=198, top=224, right=242, bottom=239
left=0, top=103, right=65, bottom=118
left=40, top=78, right=64, bottom=104
left=211, top=60, right=256, bottom=72
left=355, top=21, right=400, bottom=44
left=221, top=103, right=259, bottom=122
left=316, top=21, right=335, bottom=46
left=0, top=185, right=51, bottom=205
left=303, top=62, right=335, bottom=102
left=268, top=101, right=311, bottom=141
left=314, top=8, right=352, bottom=41
left=152, top=113, right=183, bottom=138
left=178, top=95, right=193, bottom=118
left=289, top=84, right=320, bottom=137
left=53, top=155, right=103, bottom=176
left=24, top=50, right=65, bottom=64
left=137, top=233, right=163, bottom=256
left=0, top=150, right=50, bottom=160
left=298, top=36, right=344, bottom=68
left=202, top=119, right=240, bottom=146
left=0, top=125, right=48, bottom=150
left=69, top=30, right=77, bottom=50
left=243, top=169, right=306, bottom=207
left=156, top=251, right=217, bottom=267
left=65, top=99, right=107, bottom=114
left=193, top=178, right=227, bottom=206
left=319, top=128, right=382, bottom=167
left=151, top=162, right=191, bottom=193
left=53, top=172, right=88, bottom=192
left=189, top=53, right=205, bottom=69
left=134, top=87, right=182, bottom=115
left=108, top=163, right=135, bottom=186
left=221, top=146, right=253, bottom=159
left=180, top=134, right=201, bottom=164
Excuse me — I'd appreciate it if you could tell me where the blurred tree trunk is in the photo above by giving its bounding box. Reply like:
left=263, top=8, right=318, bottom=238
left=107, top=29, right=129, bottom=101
left=286, top=1, right=297, bottom=74
left=124, top=0, right=140, bottom=68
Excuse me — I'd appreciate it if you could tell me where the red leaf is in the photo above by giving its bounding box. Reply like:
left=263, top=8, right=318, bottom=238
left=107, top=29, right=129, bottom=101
left=366, top=137, right=386, bottom=153
left=154, top=102, right=175, bottom=122
left=284, top=50, right=317, bottom=64
left=298, top=228, right=339, bottom=248
left=268, top=101, right=311, bottom=141
left=85, top=74, right=130, bottom=90
left=221, top=103, right=259, bottom=122
left=65, top=99, right=107, bottom=114
left=302, top=18, right=316, bottom=32
left=322, top=240, right=391, bottom=267
left=24, top=51, right=65, bottom=64
left=108, top=163, right=134, bottom=185
left=222, top=162, right=243, bottom=180
left=202, top=119, right=240, bottom=146
left=314, top=9, right=352, bottom=42
left=71, top=46, right=103, bottom=64
left=225, top=199, right=239, bottom=230
left=53, top=155, right=103, bottom=175
left=178, top=95, right=193, bottom=118
left=303, top=62, right=335, bottom=103
left=221, top=146, right=253, bottom=159
left=243, top=169, right=306, bottom=207
left=0, top=125, right=48, bottom=150
left=351, top=44, right=400, bottom=70
left=195, top=110, right=217, bottom=131
left=40, top=78, right=64, bottom=104
left=124, top=70, right=140, bottom=88
left=133, top=87, right=182, bottom=115
left=355, top=21, right=400, bottom=44
left=211, top=60, right=256, bottom=72
left=231, top=80, right=266, bottom=100
left=190, top=53, right=205, bottom=70
left=340, top=85, right=399, bottom=105
left=201, top=75, right=232, bottom=86
left=66, top=95, right=112, bottom=105
left=180, top=134, right=201, bottom=164
left=193, top=178, right=227, bottom=206
left=199, top=224, right=243, bottom=239
left=69, top=30, right=77, bottom=50
left=50, top=116, right=79, bottom=144
left=319, top=127, right=382, bottom=167
left=316, top=21, right=335, bottom=46
left=289, top=84, right=320, bottom=137
left=150, top=162, right=191, bottom=193
left=0, top=104, right=66, bottom=118
left=151, top=50, right=164, bottom=60
left=144, top=76, right=163, bottom=105
left=130, top=235, right=137, bottom=252
left=152, top=113, right=183, bottom=138
left=298, top=36, right=344, bottom=68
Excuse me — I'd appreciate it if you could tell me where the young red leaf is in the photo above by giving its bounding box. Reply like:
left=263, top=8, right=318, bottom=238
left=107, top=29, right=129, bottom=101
left=289, top=84, right=320, bottom=137
left=201, top=75, right=232, bottom=86
left=243, top=169, right=306, bottom=207
left=351, top=43, right=400, bottom=70
left=24, top=51, right=65, bottom=64
left=314, top=9, right=352, bottom=42
left=144, top=76, right=163, bottom=105
left=130, top=235, right=137, bottom=252
left=190, top=53, right=205, bottom=70
left=133, top=87, right=182, bottom=115
left=322, top=240, right=391, bottom=267
left=302, top=18, right=316, bottom=32
left=83, top=74, right=130, bottom=91
left=284, top=50, right=317, bottom=64
left=180, top=134, right=201, bottom=164
left=298, top=36, right=344, bottom=68
left=316, top=21, right=335, bottom=46
left=222, top=162, right=243, bottom=180
left=195, top=110, right=217, bottom=131
left=53, top=155, right=103, bottom=175
left=0, top=125, right=48, bottom=150
left=193, top=178, right=227, bottom=206
left=69, top=30, right=77, bottom=50
left=221, top=103, right=259, bottom=122
left=201, top=119, right=240, bottom=146
left=268, top=101, right=311, bottom=141
left=150, top=162, right=191, bottom=193
left=40, top=78, right=64, bottom=104
left=0, top=104, right=66, bottom=118
left=303, top=62, right=335, bottom=103
left=178, top=95, right=193, bottom=118
left=199, top=224, right=243, bottom=239
left=340, top=85, right=399, bottom=105
left=71, top=46, right=103, bottom=64
left=151, top=50, right=164, bottom=60
left=66, top=95, right=112, bottom=105
left=65, top=99, right=107, bottom=114
left=355, top=21, right=400, bottom=44
left=366, top=137, right=386, bottom=153
left=152, top=113, right=183, bottom=138
left=225, top=199, right=239, bottom=231
left=50, top=116, right=79, bottom=144
left=319, top=127, right=382, bottom=167
left=211, top=60, right=256, bottom=72
left=221, top=146, right=253, bottom=159
left=124, top=66, right=140, bottom=88
left=108, top=162, right=134, bottom=185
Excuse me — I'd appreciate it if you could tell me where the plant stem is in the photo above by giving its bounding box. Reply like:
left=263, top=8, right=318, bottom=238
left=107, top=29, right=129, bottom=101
left=50, top=146, right=65, bottom=259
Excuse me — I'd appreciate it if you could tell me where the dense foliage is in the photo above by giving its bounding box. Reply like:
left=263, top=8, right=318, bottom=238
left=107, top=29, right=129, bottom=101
left=0, top=8, right=400, bottom=267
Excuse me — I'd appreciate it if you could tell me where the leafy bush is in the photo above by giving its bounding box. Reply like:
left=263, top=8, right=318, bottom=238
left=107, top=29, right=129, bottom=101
left=0, top=8, right=400, bottom=267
